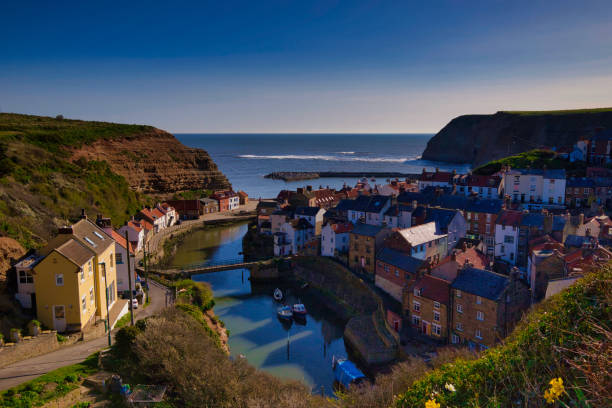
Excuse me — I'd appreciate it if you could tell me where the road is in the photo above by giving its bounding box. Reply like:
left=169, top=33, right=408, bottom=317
left=0, top=281, right=167, bottom=390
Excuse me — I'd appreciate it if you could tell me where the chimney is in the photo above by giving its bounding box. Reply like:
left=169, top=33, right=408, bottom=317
left=307, top=185, right=313, bottom=192
left=412, top=200, right=417, bottom=209
left=579, top=213, right=585, bottom=225
left=435, top=167, right=440, bottom=173
left=450, top=250, right=456, bottom=262
left=80, top=209, right=87, bottom=220
left=297, top=187, right=304, bottom=194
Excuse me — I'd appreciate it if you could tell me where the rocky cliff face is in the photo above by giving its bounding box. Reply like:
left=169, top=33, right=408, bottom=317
left=421, top=109, right=612, bottom=166
left=70, top=129, right=231, bottom=194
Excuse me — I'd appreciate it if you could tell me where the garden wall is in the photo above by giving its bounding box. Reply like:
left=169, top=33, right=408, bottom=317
left=0, top=331, right=59, bottom=368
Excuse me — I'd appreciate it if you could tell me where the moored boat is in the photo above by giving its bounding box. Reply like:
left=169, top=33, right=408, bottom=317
left=273, top=288, right=283, bottom=301
left=332, top=356, right=366, bottom=390
left=277, top=305, right=293, bottom=320
left=292, top=303, right=307, bottom=315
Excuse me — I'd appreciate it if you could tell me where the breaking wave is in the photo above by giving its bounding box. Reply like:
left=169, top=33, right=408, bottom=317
left=237, top=154, right=416, bottom=163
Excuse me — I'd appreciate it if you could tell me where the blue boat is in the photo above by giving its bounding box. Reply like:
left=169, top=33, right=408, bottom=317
left=277, top=305, right=293, bottom=320
left=332, top=356, right=366, bottom=389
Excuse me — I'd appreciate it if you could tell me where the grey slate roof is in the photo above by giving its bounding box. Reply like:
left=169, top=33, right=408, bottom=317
left=564, top=234, right=598, bottom=248
left=377, top=247, right=424, bottom=273
left=520, top=213, right=545, bottom=228
left=397, top=192, right=502, bottom=215
left=567, top=178, right=596, bottom=188
left=424, top=207, right=457, bottom=232
left=512, top=168, right=566, bottom=179
left=451, top=267, right=509, bottom=301
left=351, top=223, right=384, bottom=237
left=295, top=207, right=321, bottom=216
left=552, top=216, right=567, bottom=232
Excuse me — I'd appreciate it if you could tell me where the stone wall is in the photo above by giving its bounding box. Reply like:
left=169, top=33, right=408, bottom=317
left=0, top=331, right=59, bottom=368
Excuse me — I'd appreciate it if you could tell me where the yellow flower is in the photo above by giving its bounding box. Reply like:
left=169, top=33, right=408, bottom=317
left=425, top=398, right=440, bottom=408
left=544, top=378, right=565, bottom=404
left=444, top=383, right=456, bottom=392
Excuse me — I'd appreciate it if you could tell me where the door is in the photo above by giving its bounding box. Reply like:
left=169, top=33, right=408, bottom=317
left=53, top=305, right=66, bottom=332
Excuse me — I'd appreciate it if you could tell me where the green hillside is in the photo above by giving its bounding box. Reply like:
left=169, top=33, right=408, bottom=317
left=0, top=114, right=151, bottom=249
left=501, top=107, right=612, bottom=116
left=473, top=149, right=588, bottom=176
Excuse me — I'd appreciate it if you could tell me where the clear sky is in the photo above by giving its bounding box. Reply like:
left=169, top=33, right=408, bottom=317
left=2, top=1, right=611, bottom=133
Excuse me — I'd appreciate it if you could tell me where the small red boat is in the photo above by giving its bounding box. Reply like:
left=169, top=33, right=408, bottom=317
left=292, top=303, right=307, bottom=315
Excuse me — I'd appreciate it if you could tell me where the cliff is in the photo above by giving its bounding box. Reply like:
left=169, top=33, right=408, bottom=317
left=421, top=108, right=612, bottom=166
left=0, top=113, right=230, bottom=248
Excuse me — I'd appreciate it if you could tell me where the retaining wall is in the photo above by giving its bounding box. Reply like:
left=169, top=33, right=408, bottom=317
left=0, top=331, right=59, bottom=368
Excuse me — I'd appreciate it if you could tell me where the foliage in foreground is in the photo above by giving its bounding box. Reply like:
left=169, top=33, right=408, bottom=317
left=0, top=353, right=99, bottom=408
left=393, top=265, right=611, bottom=408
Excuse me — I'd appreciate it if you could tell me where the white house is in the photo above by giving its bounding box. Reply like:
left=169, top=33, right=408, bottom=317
left=158, top=203, right=177, bottom=227
left=494, top=210, right=522, bottom=265
left=228, top=192, right=240, bottom=211
left=422, top=207, right=468, bottom=251
left=105, top=229, right=137, bottom=293
left=118, top=220, right=145, bottom=253
left=294, top=206, right=326, bottom=235
left=346, top=195, right=392, bottom=226
left=321, top=222, right=353, bottom=257
left=504, top=168, right=566, bottom=209
left=383, top=205, right=413, bottom=229
left=395, top=222, right=448, bottom=263
left=14, top=254, right=42, bottom=308
left=417, top=169, right=455, bottom=191
left=139, top=207, right=166, bottom=233
left=273, top=218, right=315, bottom=256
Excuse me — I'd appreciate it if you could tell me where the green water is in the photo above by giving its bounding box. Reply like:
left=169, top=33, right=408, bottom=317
left=169, top=222, right=350, bottom=394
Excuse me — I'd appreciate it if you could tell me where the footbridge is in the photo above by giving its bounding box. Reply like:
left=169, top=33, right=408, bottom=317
left=142, top=257, right=286, bottom=278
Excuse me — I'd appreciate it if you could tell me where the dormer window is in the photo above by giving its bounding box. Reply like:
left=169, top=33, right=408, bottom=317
left=84, top=237, right=96, bottom=247
left=93, top=231, right=105, bottom=240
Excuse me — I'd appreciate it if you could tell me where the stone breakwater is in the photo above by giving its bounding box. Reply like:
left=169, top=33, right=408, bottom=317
left=265, top=171, right=420, bottom=182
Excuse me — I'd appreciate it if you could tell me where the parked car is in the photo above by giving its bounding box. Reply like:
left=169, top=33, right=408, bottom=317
left=130, top=298, right=139, bottom=310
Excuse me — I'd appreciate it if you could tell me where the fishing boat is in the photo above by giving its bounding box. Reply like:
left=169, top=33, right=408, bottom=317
left=273, top=288, right=283, bottom=301
left=277, top=305, right=293, bottom=320
left=332, top=356, right=366, bottom=390
left=292, top=303, right=307, bottom=316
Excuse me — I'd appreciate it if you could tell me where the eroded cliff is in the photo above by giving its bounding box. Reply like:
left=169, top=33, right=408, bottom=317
left=422, top=108, right=612, bottom=166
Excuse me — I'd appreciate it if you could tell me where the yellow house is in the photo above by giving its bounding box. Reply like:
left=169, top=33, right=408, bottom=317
left=34, top=217, right=117, bottom=332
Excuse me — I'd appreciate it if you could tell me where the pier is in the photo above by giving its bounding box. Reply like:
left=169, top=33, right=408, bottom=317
left=264, top=171, right=421, bottom=181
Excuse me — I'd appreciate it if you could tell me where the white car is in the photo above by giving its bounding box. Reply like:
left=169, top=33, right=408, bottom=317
left=130, top=298, right=139, bottom=309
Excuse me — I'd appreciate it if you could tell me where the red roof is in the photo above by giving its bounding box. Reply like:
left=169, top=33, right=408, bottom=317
left=497, top=210, right=523, bottom=227
left=412, top=274, right=450, bottom=304
left=167, top=200, right=201, bottom=212
left=437, top=246, right=488, bottom=270
left=238, top=191, right=248, bottom=198
left=332, top=222, right=353, bottom=234
left=127, top=220, right=142, bottom=232
left=109, top=229, right=135, bottom=254
left=151, top=208, right=165, bottom=219
left=419, top=171, right=455, bottom=183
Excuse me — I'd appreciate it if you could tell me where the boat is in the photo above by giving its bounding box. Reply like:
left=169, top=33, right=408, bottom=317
left=332, top=356, right=366, bottom=390
left=292, top=303, right=307, bottom=316
left=277, top=306, right=293, bottom=320
left=273, top=288, right=283, bottom=301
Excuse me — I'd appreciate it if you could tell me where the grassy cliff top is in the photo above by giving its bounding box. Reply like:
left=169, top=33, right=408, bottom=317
left=500, top=107, right=612, bottom=116
left=473, top=149, right=588, bottom=176
left=0, top=113, right=155, bottom=153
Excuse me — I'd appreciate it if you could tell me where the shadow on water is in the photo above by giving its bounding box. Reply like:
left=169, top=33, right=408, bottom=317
left=169, top=222, right=352, bottom=394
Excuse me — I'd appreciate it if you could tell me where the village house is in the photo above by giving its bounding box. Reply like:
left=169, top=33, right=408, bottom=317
left=117, top=219, right=146, bottom=253
left=455, top=174, right=503, bottom=199
left=565, top=178, right=596, bottom=208
left=212, top=190, right=239, bottom=211
left=407, top=274, right=451, bottom=341
left=375, top=247, right=425, bottom=302
left=321, top=222, right=353, bottom=259
left=587, top=128, right=612, bottom=165
left=383, top=204, right=413, bottom=229
left=238, top=190, right=249, bottom=205
left=346, top=194, right=392, bottom=226
left=312, top=188, right=338, bottom=209
left=14, top=254, right=43, bottom=309
left=256, top=200, right=280, bottom=228
left=294, top=206, right=326, bottom=235
left=200, top=198, right=219, bottom=214
left=450, top=267, right=530, bottom=350
left=157, top=203, right=177, bottom=227
left=417, top=168, right=456, bottom=191
left=494, top=210, right=523, bottom=265
left=273, top=218, right=315, bottom=256
left=270, top=209, right=294, bottom=234
left=138, top=207, right=166, bottom=233
left=503, top=168, right=566, bottom=209
left=384, top=222, right=448, bottom=264
left=348, top=223, right=392, bottom=278
left=33, top=215, right=119, bottom=332
left=412, top=206, right=468, bottom=251
left=516, top=213, right=548, bottom=268
left=430, top=243, right=489, bottom=282
left=167, top=199, right=202, bottom=220
left=570, top=138, right=590, bottom=162
left=95, top=216, right=137, bottom=294
left=527, top=236, right=566, bottom=302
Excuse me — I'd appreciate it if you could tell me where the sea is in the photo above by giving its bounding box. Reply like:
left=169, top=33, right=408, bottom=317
left=174, top=134, right=471, bottom=198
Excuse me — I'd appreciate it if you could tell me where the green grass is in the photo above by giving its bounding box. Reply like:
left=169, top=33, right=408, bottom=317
left=0, top=353, right=99, bottom=408
left=501, top=107, right=612, bottom=116
left=473, top=149, right=588, bottom=176
left=394, top=265, right=611, bottom=408
left=113, top=312, right=133, bottom=330
left=0, top=113, right=154, bottom=153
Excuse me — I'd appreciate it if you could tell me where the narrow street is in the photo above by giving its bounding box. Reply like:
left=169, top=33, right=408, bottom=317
left=0, top=281, right=167, bottom=391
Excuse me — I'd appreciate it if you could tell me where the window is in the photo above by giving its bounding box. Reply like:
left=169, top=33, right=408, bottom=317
left=384, top=265, right=389, bottom=273
left=433, top=301, right=440, bottom=309
left=477, top=311, right=484, bottom=321
left=486, top=214, right=492, bottom=222
left=456, top=322, right=463, bottom=332
left=475, top=329, right=482, bottom=339
left=456, top=290, right=462, bottom=298
left=90, top=288, right=94, bottom=304
left=55, top=274, right=64, bottom=286
left=413, top=301, right=421, bottom=312
left=84, top=237, right=96, bottom=247
left=476, top=296, right=482, bottom=305
left=485, top=224, right=491, bottom=234
left=412, top=315, right=421, bottom=326
left=80, top=268, right=85, bottom=282
left=18, top=270, right=34, bottom=284
left=116, top=252, right=123, bottom=264
left=93, top=231, right=105, bottom=240
left=88, top=261, right=93, bottom=275
left=394, top=269, right=399, bottom=277
left=456, top=304, right=463, bottom=313
left=108, top=281, right=116, bottom=304
left=452, top=334, right=460, bottom=344
left=81, top=296, right=87, bottom=312
left=434, top=311, right=440, bottom=322
left=432, top=324, right=441, bottom=336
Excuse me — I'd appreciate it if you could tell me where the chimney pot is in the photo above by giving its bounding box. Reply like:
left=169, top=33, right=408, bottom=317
left=80, top=209, right=87, bottom=220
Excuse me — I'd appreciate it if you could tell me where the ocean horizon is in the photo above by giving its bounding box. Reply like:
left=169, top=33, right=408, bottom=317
left=175, top=133, right=471, bottom=198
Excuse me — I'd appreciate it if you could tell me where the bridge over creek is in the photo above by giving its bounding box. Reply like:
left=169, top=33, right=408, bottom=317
left=140, top=257, right=287, bottom=279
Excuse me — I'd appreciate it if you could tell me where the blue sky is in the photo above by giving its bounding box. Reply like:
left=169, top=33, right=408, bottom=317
left=1, top=1, right=611, bottom=132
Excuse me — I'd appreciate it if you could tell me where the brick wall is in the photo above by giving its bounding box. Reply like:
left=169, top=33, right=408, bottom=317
left=451, top=291, right=500, bottom=348
left=0, top=331, right=59, bottom=368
